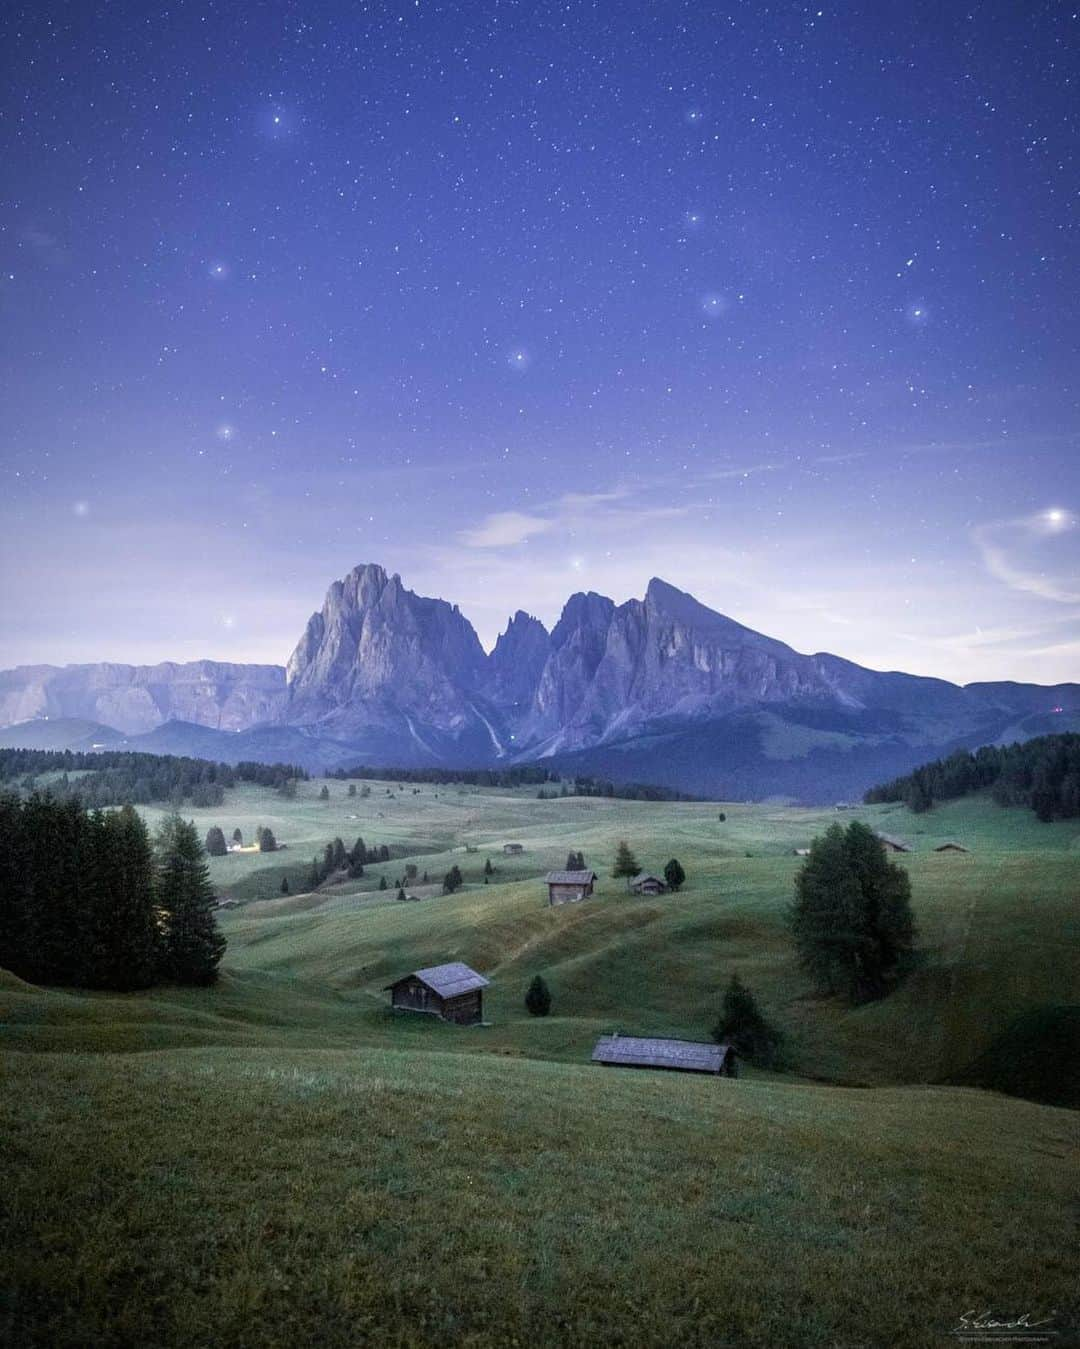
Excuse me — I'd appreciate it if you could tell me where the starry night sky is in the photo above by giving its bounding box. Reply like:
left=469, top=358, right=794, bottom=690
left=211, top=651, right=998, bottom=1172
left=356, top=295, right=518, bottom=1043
left=2, top=1, right=1078, bottom=684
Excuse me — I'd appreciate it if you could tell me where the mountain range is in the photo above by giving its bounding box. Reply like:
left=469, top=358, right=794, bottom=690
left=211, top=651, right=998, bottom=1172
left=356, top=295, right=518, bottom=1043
left=2, top=562, right=1077, bottom=800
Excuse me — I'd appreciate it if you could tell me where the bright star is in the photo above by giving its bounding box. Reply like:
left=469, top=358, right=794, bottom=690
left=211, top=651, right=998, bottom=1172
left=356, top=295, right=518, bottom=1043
left=701, top=293, right=727, bottom=318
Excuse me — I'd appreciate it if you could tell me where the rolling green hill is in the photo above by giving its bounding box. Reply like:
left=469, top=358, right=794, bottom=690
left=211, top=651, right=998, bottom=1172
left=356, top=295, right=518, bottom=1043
left=2, top=782, right=1078, bottom=1346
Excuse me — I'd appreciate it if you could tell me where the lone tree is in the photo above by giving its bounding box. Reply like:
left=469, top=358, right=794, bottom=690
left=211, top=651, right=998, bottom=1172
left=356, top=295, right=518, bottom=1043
left=347, top=783, right=357, bottom=797
left=442, top=864, right=463, bottom=895
left=204, top=826, right=227, bottom=857
left=154, top=816, right=226, bottom=985
left=788, top=820, right=917, bottom=1004
left=280, top=875, right=290, bottom=894
left=484, top=857, right=494, bottom=877
left=378, top=875, right=388, bottom=891
left=712, top=974, right=781, bottom=1066
left=612, top=840, right=640, bottom=879
left=319, top=785, right=330, bottom=802
left=258, top=827, right=277, bottom=853
left=525, top=974, right=552, bottom=1017
left=232, top=828, right=243, bottom=846
left=663, top=858, right=686, bottom=892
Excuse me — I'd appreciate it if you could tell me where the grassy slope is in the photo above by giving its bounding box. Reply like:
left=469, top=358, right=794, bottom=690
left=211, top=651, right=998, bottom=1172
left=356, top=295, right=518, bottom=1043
left=2, top=784, right=1079, bottom=1346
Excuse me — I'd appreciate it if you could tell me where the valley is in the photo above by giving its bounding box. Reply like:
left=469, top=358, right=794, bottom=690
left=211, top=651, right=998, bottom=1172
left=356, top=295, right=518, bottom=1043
left=3, top=780, right=1078, bottom=1345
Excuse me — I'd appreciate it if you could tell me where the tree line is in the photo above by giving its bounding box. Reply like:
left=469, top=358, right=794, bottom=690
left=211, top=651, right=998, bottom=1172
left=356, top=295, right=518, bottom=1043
left=0, top=748, right=308, bottom=810
left=864, top=733, right=1080, bottom=821
left=329, top=762, right=695, bottom=801
left=0, top=793, right=225, bottom=990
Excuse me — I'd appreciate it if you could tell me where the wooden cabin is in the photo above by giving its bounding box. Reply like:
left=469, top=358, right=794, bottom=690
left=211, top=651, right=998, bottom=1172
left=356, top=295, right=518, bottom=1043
left=502, top=842, right=525, bottom=855
left=592, top=1034, right=737, bottom=1077
left=385, top=962, right=489, bottom=1025
left=875, top=831, right=912, bottom=853
left=545, top=868, right=597, bottom=905
left=628, top=872, right=667, bottom=895
left=934, top=842, right=969, bottom=853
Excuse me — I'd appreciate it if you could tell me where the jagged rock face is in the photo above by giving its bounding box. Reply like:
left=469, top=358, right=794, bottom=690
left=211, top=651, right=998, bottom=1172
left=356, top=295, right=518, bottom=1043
left=523, top=592, right=616, bottom=745
left=0, top=661, right=287, bottom=734
left=520, top=579, right=852, bottom=751
left=285, top=563, right=489, bottom=737
left=484, top=611, right=551, bottom=715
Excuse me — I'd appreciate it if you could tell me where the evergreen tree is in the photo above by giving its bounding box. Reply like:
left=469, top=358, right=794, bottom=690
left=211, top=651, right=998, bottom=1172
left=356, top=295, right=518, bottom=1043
left=322, top=843, right=335, bottom=880
left=711, top=974, right=781, bottom=1066
left=663, top=858, right=686, bottom=892
left=612, top=840, right=640, bottom=878
left=258, top=827, right=277, bottom=852
left=525, top=974, right=552, bottom=1016
left=332, top=837, right=347, bottom=871
left=205, top=826, right=228, bottom=856
left=396, top=886, right=406, bottom=901
left=347, top=783, right=357, bottom=797
left=232, top=828, right=243, bottom=845
left=319, top=785, right=330, bottom=802
left=565, top=849, right=586, bottom=870
left=154, top=815, right=226, bottom=985
left=484, top=857, right=494, bottom=877
left=718, top=812, right=726, bottom=823
left=280, top=875, right=290, bottom=894
left=378, top=875, right=388, bottom=891
left=442, top=864, right=463, bottom=894
left=788, top=821, right=916, bottom=1004
left=308, top=857, right=321, bottom=889
left=89, top=805, right=160, bottom=990
left=0, top=792, right=32, bottom=979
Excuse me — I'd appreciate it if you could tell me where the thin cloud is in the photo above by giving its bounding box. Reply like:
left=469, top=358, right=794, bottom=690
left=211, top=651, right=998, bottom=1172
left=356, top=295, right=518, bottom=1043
left=458, top=511, right=554, bottom=548
left=971, top=509, right=1080, bottom=604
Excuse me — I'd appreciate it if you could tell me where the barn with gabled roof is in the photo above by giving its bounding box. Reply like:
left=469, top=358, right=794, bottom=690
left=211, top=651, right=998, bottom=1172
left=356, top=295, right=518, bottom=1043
left=385, top=962, right=489, bottom=1025
left=591, top=1034, right=737, bottom=1077
left=545, top=869, right=597, bottom=905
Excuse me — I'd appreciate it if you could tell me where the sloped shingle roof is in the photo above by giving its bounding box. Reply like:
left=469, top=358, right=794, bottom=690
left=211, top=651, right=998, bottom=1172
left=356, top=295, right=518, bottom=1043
left=591, top=1034, right=731, bottom=1074
left=545, top=869, right=597, bottom=884
left=392, top=962, right=489, bottom=998
left=629, top=872, right=666, bottom=886
left=875, top=831, right=912, bottom=851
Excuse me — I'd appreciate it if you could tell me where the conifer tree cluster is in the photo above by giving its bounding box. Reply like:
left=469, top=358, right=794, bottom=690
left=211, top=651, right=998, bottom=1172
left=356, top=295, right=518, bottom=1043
left=565, top=849, right=586, bottom=870
left=788, top=821, right=916, bottom=1004
left=0, top=794, right=225, bottom=990
left=865, top=733, right=1080, bottom=821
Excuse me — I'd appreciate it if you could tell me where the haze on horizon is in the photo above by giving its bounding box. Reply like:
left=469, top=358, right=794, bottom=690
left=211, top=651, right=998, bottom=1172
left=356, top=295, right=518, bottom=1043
left=2, top=3, right=1077, bottom=687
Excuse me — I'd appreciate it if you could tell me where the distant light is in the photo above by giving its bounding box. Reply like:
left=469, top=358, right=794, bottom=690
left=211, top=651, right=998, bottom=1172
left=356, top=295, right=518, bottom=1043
left=701, top=293, right=727, bottom=318
left=73, top=500, right=89, bottom=517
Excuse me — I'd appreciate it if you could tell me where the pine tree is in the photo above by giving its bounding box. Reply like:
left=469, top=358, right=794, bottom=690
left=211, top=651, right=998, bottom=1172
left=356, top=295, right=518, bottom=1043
left=280, top=875, right=290, bottom=894
left=612, top=840, right=640, bottom=878
left=378, top=875, right=388, bottom=891
left=90, top=805, right=159, bottom=990
left=232, top=828, right=243, bottom=846
left=205, top=826, right=228, bottom=856
left=663, top=858, right=686, bottom=892
left=396, top=886, right=406, bottom=902
left=259, top=827, right=277, bottom=852
left=154, top=815, right=226, bottom=985
left=525, top=974, right=552, bottom=1017
left=347, top=783, right=357, bottom=797
left=319, top=785, right=330, bottom=802
left=442, top=864, right=463, bottom=894
left=484, top=857, right=494, bottom=877
left=789, top=821, right=916, bottom=1004
left=332, top=837, right=347, bottom=871
left=711, top=974, right=781, bottom=1066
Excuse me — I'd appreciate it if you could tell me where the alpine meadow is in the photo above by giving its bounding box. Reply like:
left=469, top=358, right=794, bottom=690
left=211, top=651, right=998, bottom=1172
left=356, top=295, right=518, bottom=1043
left=3, top=2, right=1080, bottom=1346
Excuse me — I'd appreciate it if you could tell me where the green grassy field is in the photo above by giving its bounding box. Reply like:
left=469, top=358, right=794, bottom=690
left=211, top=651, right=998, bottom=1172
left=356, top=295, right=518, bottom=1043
left=2, top=781, right=1079, bottom=1346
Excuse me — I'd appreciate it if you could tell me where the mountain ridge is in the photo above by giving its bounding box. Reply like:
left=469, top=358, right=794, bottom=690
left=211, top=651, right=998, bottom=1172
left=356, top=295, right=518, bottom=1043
left=2, top=563, right=1077, bottom=800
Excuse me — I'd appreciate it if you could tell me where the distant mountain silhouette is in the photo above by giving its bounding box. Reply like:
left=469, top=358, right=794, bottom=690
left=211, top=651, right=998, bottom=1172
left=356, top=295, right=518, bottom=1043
left=2, top=563, right=1077, bottom=800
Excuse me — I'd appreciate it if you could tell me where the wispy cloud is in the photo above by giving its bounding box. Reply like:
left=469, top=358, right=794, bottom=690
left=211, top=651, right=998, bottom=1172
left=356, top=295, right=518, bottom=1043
left=971, top=508, right=1080, bottom=604
left=459, top=511, right=554, bottom=548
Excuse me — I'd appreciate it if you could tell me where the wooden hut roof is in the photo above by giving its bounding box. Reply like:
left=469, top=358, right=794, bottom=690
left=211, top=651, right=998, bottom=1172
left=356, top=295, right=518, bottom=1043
left=591, top=1034, right=731, bottom=1073
left=629, top=872, right=666, bottom=886
left=545, top=869, right=597, bottom=884
left=386, top=962, right=489, bottom=997
left=875, top=831, right=913, bottom=851
left=934, top=841, right=969, bottom=852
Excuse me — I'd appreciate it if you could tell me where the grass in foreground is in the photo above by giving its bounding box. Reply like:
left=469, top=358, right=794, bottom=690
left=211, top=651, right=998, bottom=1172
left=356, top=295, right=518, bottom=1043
left=1, top=1046, right=1077, bottom=1348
